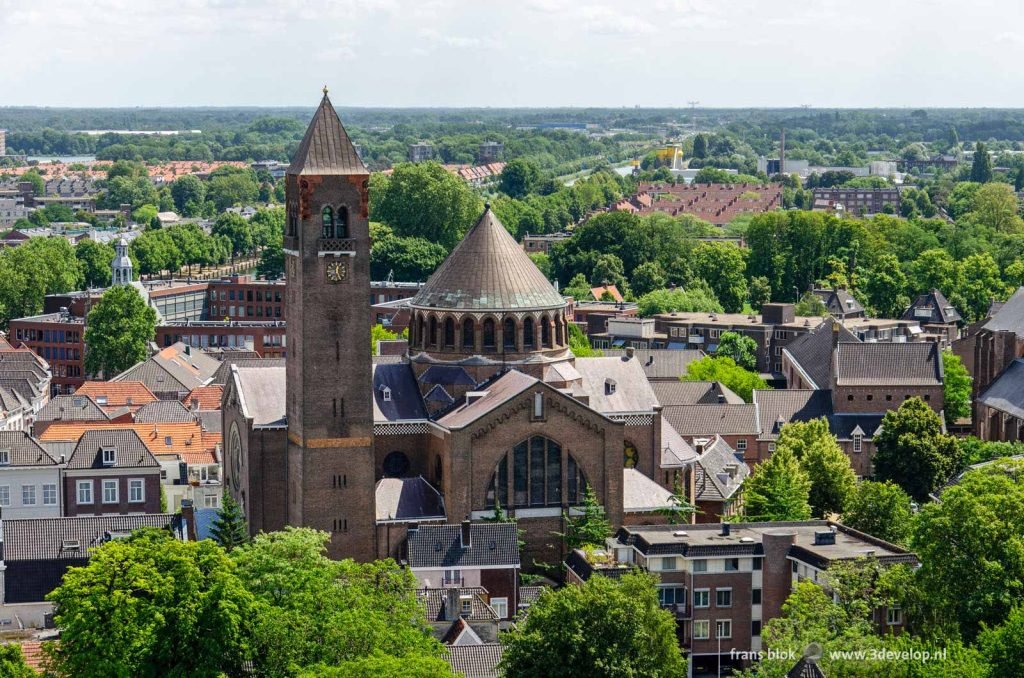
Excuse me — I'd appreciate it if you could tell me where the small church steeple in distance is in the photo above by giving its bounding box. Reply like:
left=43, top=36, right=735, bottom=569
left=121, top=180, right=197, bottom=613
left=111, top=237, right=133, bottom=285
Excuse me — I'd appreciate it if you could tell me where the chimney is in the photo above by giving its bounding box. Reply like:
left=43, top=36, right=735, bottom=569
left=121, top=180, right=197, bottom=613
left=460, top=520, right=472, bottom=549
left=446, top=587, right=460, bottom=622
left=191, top=398, right=200, bottom=412
left=180, top=500, right=198, bottom=541
left=720, top=523, right=731, bottom=536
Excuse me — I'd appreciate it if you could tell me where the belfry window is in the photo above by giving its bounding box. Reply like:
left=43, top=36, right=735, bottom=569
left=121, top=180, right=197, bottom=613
left=503, top=317, right=516, bottom=350
left=523, top=317, right=535, bottom=348
left=444, top=318, right=455, bottom=347
left=462, top=318, right=475, bottom=349
left=429, top=316, right=438, bottom=348
left=321, top=206, right=334, bottom=238
left=483, top=319, right=496, bottom=350
left=336, top=206, right=349, bottom=238
left=541, top=315, right=551, bottom=348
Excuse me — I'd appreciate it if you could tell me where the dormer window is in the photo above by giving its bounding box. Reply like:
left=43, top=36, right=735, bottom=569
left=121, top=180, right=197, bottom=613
left=852, top=433, right=863, bottom=453
left=0, top=449, right=9, bottom=465
left=164, top=436, right=173, bottom=446
left=96, top=396, right=108, bottom=405
left=382, top=386, right=392, bottom=402
left=605, top=379, right=616, bottom=396
left=102, top=447, right=117, bottom=466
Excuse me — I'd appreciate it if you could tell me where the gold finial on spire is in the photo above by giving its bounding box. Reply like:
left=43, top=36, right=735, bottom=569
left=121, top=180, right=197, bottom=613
left=322, top=84, right=329, bottom=96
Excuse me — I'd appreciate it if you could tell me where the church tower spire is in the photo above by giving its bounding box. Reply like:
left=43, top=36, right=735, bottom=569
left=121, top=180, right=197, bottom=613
left=111, top=237, right=133, bottom=285
left=284, top=90, right=375, bottom=561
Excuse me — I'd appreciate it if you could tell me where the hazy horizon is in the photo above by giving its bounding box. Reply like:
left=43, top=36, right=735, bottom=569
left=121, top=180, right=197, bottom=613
left=2, top=0, right=1023, bottom=108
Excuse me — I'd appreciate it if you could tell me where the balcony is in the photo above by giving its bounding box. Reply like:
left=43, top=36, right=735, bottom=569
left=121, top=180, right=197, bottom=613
left=318, top=238, right=357, bottom=256
left=687, top=335, right=704, bottom=344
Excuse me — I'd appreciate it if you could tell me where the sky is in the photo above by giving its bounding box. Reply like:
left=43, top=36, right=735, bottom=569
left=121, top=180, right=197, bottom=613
left=2, top=0, right=1024, bottom=108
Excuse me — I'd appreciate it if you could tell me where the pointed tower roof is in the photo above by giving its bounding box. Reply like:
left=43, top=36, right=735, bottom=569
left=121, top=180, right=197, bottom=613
left=288, top=89, right=367, bottom=176
left=410, top=206, right=566, bottom=311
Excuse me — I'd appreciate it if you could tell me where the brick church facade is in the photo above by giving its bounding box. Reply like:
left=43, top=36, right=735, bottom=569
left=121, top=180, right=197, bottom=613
left=223, top=93, right=699, bottom=565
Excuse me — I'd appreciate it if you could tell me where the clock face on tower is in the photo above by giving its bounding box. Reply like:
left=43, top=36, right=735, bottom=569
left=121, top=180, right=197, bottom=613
left=326, top=260, right=348, bottom=283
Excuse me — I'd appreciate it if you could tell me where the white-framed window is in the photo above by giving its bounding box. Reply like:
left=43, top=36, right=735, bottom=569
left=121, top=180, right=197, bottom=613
left=658, top=586, right=687, bottom=607
left=0, top=449, right=9, bottom=465
left=692, top=559, right=708, bottom=573
left=461, top=598, right=472, bottom=615
left=716, top=619, right=732, bottom=639
left=887, top=606, right=902, bottom=625
left=853, top=434, right=863, bottom=453
left=128, top=479, right=145, bottom=503
left=724, top=558, right=740, bottom=572
left=533, top=391, right=544, bottom=419
left=655, top=556, right=679, bottom=571
left=768, top=443, right=776, bottom=452
left=43, top=484, right=57, bottom=506
left=709, top=328, right=721, bottom=339
left=102, top=447, right=116, bottom=466
left=774, top=345, right=782, bottom=356
left=716, top=588, right=732, bottom=607
left=102, top=479, right=118, bottom=504
left=736, top=439, right=747, bottom=451
left=21, top=485, right=36, bottom=506
left=693, top=589, right=710, bottom=608
left=693, top=620, right=710, bottom=640
left=77, top=480, right=93, bottom=505
left=491, top=597, right=509, bottom=618
left=204, top=493, right=219, bottom=508
left=774, top=330, right=787, bottom=339
left=0, top=485, right=9, bottom=506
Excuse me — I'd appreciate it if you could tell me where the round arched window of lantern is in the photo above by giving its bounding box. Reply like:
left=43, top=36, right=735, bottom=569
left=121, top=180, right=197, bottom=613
left=523, top=317, right=535, bottom=348
left=462, top=317, right=475, bottom=349
left=444, top=317, right=455, bottom=347
left=321, top=206, right=334, bottom=238
left=483, top=318, right=496, bottom=350
left=383, top=451, right=410, bottom=477
left=503, top=317, right=516, bottom=349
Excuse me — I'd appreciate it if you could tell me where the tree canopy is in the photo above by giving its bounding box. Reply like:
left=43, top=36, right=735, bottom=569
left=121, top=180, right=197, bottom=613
left=715, top=331, right=758, bottom=371
left=842, top=480, right=913, bottom=546
left=873, top=398, right=962, bottom=502
left=83, top=284, right=158, bottom=378
left=683, top=356, right=767, bottom=403
left=742, top=445, right=812, bottom=521
left=776, top=418, right=857, bottom=517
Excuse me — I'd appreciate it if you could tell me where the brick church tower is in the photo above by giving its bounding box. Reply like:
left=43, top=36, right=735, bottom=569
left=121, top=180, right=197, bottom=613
left=283, top=89, right=375, bottom=561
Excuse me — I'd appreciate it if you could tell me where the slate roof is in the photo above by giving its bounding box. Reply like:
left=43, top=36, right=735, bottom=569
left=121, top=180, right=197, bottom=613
left=3, top=513, right=177, bottom=562
left=406, top=523, right=520, bottom=569
left=695, top=436, right=749, bottom=502
left=373, top=363, right=428, bottom=422
left=661, top=404, right=759, bottom=437
left=814, top=288, right=864, bottom=318
left=288, top=92, right=368, bottom=176
left=114, top=343, right=219, bottom=394
left=0, top=431, right=57, bottom=466
left=66, top=429, right=159, bottom=470
left=211, top=357, right=285, bottom=385
left=652, top=381, right=744, bottom=407
left=754, top=389, right=833, bottom=439
left=784, top=317, right=860, bottom=389
left=410, top=207, right=565, bottom=311
left=828, top=414, right=884, bottom=440
left=983, top=286, right=1024, bottom=333
left=418, top=364, right=476, bottom=386
left=903, top=289, right=962, bottom=325
left=375, top=476, right=446, bottom=523
left=623, top=468, right=676, bottom=512
left=133, top=400, right=195, bottom=423
left=438, top=370, right=537, bottom=429
left=420, top=587, right=499, bottom=622
left=231, top=365, right=286, bottom=428
left=445, top=644, right=504, bottom=678
left=978, top=359, right=1024, bottom=419
left=36, top=394, right=110, bottom=423
left=573, top=356, right=659, bottom=414
left=835, top=342, right=942, bottom=386
left=788, top=657, right=826, bottom=678
left=603, top=348, right=704, bottom=380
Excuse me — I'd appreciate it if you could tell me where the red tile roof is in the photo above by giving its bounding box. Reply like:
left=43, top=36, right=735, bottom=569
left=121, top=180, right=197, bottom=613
left=182, top=385, right=223, bottom=411
left=75, top=381, right=157, bottom=411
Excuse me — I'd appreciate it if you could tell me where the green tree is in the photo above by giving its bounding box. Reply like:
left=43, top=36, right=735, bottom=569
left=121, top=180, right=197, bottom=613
left=636, top=285, right=722, bottom=317
left=499, top=158, right=542, bottom=199
left=257, top=239, right=284, bottom=280
left=562, top=486, right=611, bottom=550
left=0, top=236, right=83, bottom=328
left=20, top=170, right=45, bottom=195
left=970, top=141, right=993, bottom=183
left=590, top=252, right=626, bottom=289
left=101, top=176, right=159, bottom=210
left=956, top=252, right=1006, bottom=322
left=528, top=252, right=553, bottom=278
left=978, top=604, right=1024, bottom=677
left=371, top=323, right=399, bottom=355
left=777, top=418, right=857, bottom=517
left=213, top=212, right=255, bottom=257
left=233, top=528, right=444, bottom=675
left=131, top=228, right=179, bottom=277
left=370, top=162, right=482, bottom=249
left=210, top=490, right=250, bottom=551
left=715, top=331, right=758, bottom=371
left=684, top=356, right=768, bottom=403
left=45, top=528, right=254, bottom=677
left=299, top=653, right=457, bottom=678
left=912, top=458, right=1024, bottom=640
left=84, top=285, right=158, bottom=378
left=743, top=446, right=812, bottom=521
left=863, top=253, right=908, bottom=318
left=76, top=239, right=116, bottom=288
left=873, top=397, right=962, bottom=501
left=692, top=242, right=747, bottom=312
left=562, top=273, right=592, bottom=302
left=942, top=350, right=972, bottom=425
left=909, top=249, right=959, bottom=296
left=170, top=174, right=207, bottom=216
left=692, top=134, right=708, bottom=159
left=567, top=322, right=600, bottom=358
left=630, top=261, right=667, bottom=296
left=500, top=572, right=686, bottom=678
left=748, top=275, right=772, bottom=310
left=970, top=182, right=1023, bottom=232
left=0, top=645, right=35, bottom=678
left=842, top=480, right=913, bottom=545
left=794, top=291, right=828, bottom=317
left=207, top=166, right=260, bottom=211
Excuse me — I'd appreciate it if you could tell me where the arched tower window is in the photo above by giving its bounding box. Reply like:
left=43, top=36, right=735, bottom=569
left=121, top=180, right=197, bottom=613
left=523, top=317, right=535, bottom=348
left=336, top=206, right=349, bottom=239
left=462, top=318, right=475, bottom=349
left=540, top=314, right=551, bottom=348
left=418, top=316, right=426, bottom=350
left=321, top=206, right=334, bottom=238
left=503, top=317, right=516, bottom=350
left=555, top=313, right=564, bottom=346
left=429, top=316, right=438, bottom=348
left=483, top=318, right=496, bottom=350
left=485, top=436, right=588, bottom=509
left=444, top=317, right=455, bottom=347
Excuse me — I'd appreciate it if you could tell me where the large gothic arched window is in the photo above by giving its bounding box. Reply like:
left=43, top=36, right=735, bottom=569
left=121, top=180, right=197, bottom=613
left=429, top=316, right=438, bottom=348
left=485, top=436, right=588, bottom=509
left=540, top=314, right=551, bottom=348
left=523, top=317, right=535, bottom=348
left=483, top=318, right=496, bottom=350
left=321, top=206, right=334, bottom=238
left=444, top=318, right=455, bottom=347
left=462, top=318, right=475, bottom=349
left=503, top=317, right=516, bottom=350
